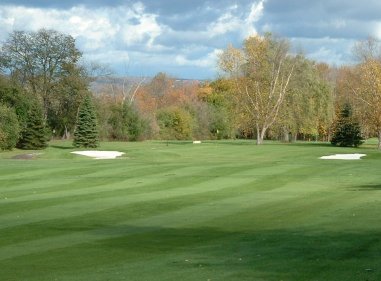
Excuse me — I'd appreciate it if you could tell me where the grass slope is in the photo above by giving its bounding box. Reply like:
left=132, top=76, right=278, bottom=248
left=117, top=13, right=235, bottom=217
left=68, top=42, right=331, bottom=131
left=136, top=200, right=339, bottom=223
left=1, top=140, right=381, bottom=281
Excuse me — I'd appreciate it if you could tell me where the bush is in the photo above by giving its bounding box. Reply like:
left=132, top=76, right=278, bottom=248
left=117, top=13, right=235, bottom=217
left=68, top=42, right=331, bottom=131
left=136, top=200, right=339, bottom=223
left=157, top=107, right=193, bottom=140
left=0, top=104, right=20, bottom=150
left=108, top=103, right=148, bottom=141
left=0, top=77, right=32, bottom=133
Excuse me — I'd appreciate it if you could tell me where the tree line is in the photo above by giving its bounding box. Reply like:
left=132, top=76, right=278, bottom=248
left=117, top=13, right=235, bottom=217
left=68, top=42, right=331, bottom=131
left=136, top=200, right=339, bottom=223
left=0, top=29, right=380, bottom=150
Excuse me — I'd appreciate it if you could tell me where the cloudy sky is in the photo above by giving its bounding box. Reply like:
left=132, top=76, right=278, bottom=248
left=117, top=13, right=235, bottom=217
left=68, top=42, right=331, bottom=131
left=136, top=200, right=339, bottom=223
left=1, top=0, right=381, bottom=79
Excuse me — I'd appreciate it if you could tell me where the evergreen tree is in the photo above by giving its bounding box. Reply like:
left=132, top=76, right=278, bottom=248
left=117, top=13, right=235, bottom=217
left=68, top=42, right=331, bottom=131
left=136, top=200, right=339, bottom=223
left=17, top=103, right=48, bottom=150
left=331, top=103, right=364, bottom=147
left=73, top=95, right=99, bottom=148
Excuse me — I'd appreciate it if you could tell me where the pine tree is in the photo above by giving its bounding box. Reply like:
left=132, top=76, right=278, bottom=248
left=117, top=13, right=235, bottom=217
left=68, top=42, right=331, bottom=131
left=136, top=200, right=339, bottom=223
left=331, top=103, right=364, bottom=147
left=73, top=94, right=99, bottom=148
left=17, top=103, right=48, bottom=150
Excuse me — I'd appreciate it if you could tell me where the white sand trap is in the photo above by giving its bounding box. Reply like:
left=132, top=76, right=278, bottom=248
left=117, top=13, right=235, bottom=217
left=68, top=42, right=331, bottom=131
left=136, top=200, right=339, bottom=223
left=71, top=151, right=125, bottom=159
left=320, top=153, right=366, bottom=160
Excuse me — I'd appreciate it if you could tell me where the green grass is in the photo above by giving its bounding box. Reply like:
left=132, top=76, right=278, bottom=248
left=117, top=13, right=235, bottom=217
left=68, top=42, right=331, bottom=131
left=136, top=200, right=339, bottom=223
left=1, top=140, right=381, bottom=281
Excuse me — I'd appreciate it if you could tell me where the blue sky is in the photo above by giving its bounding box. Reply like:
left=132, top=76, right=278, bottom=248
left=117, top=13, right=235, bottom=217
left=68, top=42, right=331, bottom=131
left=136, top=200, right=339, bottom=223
left=1, top=0, right=381, bottom=79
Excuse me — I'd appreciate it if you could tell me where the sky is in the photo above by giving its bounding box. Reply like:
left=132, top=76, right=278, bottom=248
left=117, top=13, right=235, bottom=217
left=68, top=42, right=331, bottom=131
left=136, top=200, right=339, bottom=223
left=1, top=0, right=381, bottom=79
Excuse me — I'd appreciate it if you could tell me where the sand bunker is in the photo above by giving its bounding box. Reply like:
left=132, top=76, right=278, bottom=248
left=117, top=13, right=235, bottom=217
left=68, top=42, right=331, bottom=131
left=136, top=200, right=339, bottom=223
left=320, top=153, right=366, bottom=160
left=71, top=151, right=125, bottom=159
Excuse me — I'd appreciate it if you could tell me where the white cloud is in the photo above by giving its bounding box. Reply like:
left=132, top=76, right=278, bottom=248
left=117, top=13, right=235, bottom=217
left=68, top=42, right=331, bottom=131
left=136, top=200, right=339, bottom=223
left=290, top=37, right=355, bottom=65
left=206, top=0, right=264, bottom=39
left=175, top=48, right=223, bottom=68
left=243, top=0, right=265, bottom=37
left=207, top=11, right=241, bottom=36
left=332, top=19, right=347, bottom=29
left=374, top=22, right=381, bottom=40
left=0, top=1, right=266, bottom=78
left=0, top=3, right=163, bottom=51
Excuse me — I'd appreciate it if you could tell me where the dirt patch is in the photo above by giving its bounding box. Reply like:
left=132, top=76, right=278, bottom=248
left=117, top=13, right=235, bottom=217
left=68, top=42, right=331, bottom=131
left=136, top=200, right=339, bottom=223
left=12, top=153, right=41, bottom=160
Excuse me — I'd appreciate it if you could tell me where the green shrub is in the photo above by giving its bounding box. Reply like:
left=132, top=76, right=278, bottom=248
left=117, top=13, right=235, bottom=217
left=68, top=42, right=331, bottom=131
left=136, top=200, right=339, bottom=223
left=0, top=104, right=20, bottom=150
left=108, top=103, right=148, bottom=141
left=157, top=107, right=193, bottom=140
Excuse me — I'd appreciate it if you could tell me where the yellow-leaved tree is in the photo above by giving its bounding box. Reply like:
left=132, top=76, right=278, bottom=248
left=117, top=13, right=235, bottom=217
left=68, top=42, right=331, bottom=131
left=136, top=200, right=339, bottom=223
left=218, top=33, right=295, bottom=144
left=351, top=37, right=381, bottom=149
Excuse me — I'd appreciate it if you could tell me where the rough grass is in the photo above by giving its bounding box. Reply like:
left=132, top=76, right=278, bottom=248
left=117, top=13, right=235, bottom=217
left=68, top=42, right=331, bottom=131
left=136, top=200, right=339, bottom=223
left=1, top=140, right=381, bottom=281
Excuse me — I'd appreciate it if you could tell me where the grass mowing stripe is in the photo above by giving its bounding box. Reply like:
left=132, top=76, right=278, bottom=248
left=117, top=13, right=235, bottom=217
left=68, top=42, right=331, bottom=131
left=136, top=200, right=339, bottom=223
left=1, top=162, right=318, bottom=254
left=0, top=163, right=205, bottom=202
left=0, top=160, right=311, bottom=229
left=0, top=162, right=259, bottom=216
left=0, top=183, right=305, bottom=261
left=0, top=162, right=179, bottom=193
left=1, top=165, right=350, bottom=259
left=3, top=186, right=372, bottom=264
left=0, top=167, right=275, bottom=230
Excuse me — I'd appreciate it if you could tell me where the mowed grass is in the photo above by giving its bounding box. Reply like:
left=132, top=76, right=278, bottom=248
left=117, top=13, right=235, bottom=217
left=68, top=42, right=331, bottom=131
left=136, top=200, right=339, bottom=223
left=1, top=140, right=381, bottom=281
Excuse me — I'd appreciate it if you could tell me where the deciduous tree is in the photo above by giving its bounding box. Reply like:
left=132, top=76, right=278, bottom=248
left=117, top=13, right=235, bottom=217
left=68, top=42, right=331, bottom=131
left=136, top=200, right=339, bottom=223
left=157, top=107, right=193, bottom=140
left=350, top=37, right=381, bottom=148
left=219, top=34, right=295, bottom=144
left=0, top=29, right=83, bottom=128
left=278, top=57, right=334, bottom=141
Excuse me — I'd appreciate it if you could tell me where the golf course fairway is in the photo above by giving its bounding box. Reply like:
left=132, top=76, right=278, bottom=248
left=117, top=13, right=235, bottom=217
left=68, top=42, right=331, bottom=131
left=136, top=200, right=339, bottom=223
left=0, top=140, right=380, bottom=281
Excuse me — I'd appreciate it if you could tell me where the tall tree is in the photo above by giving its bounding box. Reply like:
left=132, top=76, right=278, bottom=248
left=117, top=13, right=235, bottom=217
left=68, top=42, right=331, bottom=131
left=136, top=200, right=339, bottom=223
left=0, top=29, right=82, bottom=122
left=49, top=63, right=89, bottom=139
left=73, top=95, right=99, bottom=148
left=278, top=57, right=334, bottom=141
left=350, top=37, right=381, bottom=149
left=219, top=34, right=295, bottom=144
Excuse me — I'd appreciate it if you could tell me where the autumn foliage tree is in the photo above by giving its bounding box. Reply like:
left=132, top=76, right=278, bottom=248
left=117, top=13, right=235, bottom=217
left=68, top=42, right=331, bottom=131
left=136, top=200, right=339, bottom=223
left=349, top=37, right=381, bottom=149
left=277, top=57, right=334, bottom=141
left=219, top=34, right=295, bottom=144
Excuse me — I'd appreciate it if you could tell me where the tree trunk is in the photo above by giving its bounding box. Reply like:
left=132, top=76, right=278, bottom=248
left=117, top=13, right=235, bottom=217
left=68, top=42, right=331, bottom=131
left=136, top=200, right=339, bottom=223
left=62, top=125, right=70, bottom=140
left=378, top=130, right=381, bottom=150
left=256, top=127, right=266, bottom=145
left=292, top=133, right=297, bottom=142
left=256, top=129, right=262, bottom=145
left=282, top=127, right=290, bottom=142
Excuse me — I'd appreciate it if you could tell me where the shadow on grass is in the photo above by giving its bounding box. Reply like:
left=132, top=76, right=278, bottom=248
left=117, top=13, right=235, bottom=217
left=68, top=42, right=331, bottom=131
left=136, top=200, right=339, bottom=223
left=49, top=144, right=75, bottom=150
left=350, top=184, right=381, bottom=191
left=289, top=141, right=335, bottom=148
left=98, top=226, right=381, bottom=281
left=3, top=224, right=381, bottom=281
